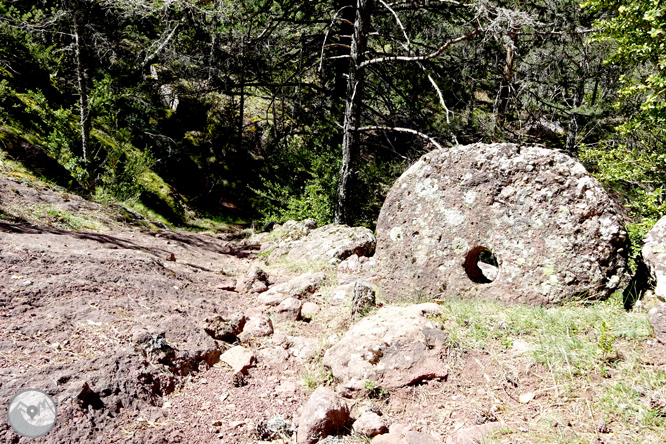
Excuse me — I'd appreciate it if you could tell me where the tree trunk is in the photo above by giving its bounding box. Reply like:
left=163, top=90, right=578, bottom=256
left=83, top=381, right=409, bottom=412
left=72, top=0, right=91, bottom=165
left=335, top=0, right=373, bottom=225
left=496, top=33, right=516, bottom=126
left=565, top=81, right=584, bottom=155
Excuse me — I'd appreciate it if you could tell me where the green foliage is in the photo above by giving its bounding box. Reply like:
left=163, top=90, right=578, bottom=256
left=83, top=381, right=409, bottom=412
left=585, top=0, right=666, bottom=125
left=580, top=142, right=666, bottom=262
left=252, top=132, right=339, bottom=227
left=597, top=320, right=615, bottom=358
left=580, top=0, right=666, bottom=257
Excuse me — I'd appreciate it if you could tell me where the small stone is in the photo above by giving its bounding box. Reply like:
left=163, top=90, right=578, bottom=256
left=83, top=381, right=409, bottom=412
left=330, top=284, right=353, bottom=306
left=301, top=302, right=320, bottom=316
left=220, top=345, right=256, bottom=374
left=351, top=278, right=376, bottom=319
left=203, top=313, right=246, bottom=342
left=444, top=422, right=503, bottom=444
left=237, top=264, right=270, bottom=293
left=353, top=411, right=388, bottom=437
left=338, top=254, right=361, bottom=273
left=260, top=272, right=327, bottom=305
left=296, top=387, right=350, bottom=444
left=238, top=314, right=274, bottom=341
left=273, top=297, right=302, bottom=322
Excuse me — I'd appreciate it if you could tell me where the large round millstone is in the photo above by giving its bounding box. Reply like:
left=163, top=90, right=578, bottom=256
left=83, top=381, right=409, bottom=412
left=375, top=142, right=629, bottom=305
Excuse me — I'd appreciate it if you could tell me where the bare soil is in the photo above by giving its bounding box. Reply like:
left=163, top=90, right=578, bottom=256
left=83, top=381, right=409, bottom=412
left=1, top=174, right=665, bottom=444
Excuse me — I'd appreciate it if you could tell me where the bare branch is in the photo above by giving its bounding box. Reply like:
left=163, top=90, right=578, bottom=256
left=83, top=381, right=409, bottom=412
left=319, top=5, right=354, bottom=72
left=143, top=22, right=180, bottom=67
left=324, top=43, right=352, bottom=50
left=378, top=0, right=410, bottom=48
left=358, top=125, right=444, bottom=150
left=417, top=62, right=452, bottom=124
left=359, top=23, right=478, bottom=68
left=387, top=0, right=465, bottom=8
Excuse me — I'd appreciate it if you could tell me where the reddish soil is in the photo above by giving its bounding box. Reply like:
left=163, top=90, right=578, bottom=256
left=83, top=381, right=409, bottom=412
left=3, top=175, right=663, bottom=444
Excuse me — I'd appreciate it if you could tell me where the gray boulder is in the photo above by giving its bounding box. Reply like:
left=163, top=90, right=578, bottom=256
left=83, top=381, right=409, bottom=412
left=376, top=142, right=629, bottom=305
left=323, top=303, right=448, bottom=392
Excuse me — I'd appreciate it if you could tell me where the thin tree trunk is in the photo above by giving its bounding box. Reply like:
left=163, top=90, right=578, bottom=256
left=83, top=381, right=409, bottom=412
left=72, top=0, right=91, bottom=164
left=238, top=42, right=245, bottom=152
left=335, top=0, right=373, bottom=225
left=565, top=81, right=584, bottom=155
left=496, top=33, right=516, bottom=126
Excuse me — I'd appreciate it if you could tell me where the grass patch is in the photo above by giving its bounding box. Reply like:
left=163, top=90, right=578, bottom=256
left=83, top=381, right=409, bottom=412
left=429, top=293, right=665, bottom=443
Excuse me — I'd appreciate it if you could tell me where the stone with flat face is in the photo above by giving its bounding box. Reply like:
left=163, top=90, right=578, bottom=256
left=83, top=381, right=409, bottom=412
left=642, top=216, right=666, bottom=302
left=375, top=143, right=629, bottom=305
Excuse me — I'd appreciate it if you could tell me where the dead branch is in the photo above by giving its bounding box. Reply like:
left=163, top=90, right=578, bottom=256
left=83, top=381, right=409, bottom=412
left=358, top=125, right=444, bottom=150
left=359, top=23, right=479, bottom=68
left=319, top=5, right=354, bottom=72
left=143, top=22, right=180, bottom=67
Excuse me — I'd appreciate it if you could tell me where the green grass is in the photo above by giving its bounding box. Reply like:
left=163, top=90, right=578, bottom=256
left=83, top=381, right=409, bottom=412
left=429, top=293, right=665, bottom=443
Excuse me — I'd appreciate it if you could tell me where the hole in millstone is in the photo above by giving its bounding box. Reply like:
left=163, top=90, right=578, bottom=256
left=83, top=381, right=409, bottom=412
left=463, top=246, right=499, bottom=284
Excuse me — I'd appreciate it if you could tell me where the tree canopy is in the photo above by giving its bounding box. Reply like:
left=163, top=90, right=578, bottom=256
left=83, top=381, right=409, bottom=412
left=0, top=0, right=663, bottom=245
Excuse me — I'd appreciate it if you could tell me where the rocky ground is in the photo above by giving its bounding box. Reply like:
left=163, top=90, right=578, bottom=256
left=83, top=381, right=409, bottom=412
left=1, top=172, right=666, bottom=444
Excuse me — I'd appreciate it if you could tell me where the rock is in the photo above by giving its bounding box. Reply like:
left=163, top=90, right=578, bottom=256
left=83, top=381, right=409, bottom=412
left=302, top=302, right=321, bottom=316
left=220, top=346, right=256, bottom=374
left=257, top=415, right=297, bottom=441
left=236, top=264, right=270, bottom=293
left=203, top=313, right=246, bottom=342
left=353, top=411, right=388, bottom=437
left=323, top=303, right=448, bottom=392
left=330, top=284, right=354, bottom=306
left=291, top=336, right=318, bottom=361
left=273, top=297, right=303, bottom=322
left=238, top=314, right=273, bottom=341
left=338, top=254, right=361, bottom=273
left=444, top=422, right=503, bottom=444
left=641, top=216, right=666, bottom=302
left=216, top=279, right=237, bottom=291
left=260, top=241, right=278, bottom=254
left=372, top=424, right=438, bottom=444
left=649, top=304, right=666, bottom=343
left=269, top=224, right=376, bottom=264
left=259, top=272, right=327, bottom=305
left=281, top=219, right=318, bottom=242
left=376, top=142, right=629, bottom=305
left=362, top=257, right=378, bottom=273
left=296, top=386, right=350, bottom=444
left=159, top=315, right=221, bottom=372
left=258, top=346, right=291, bottom=367
left=351, top=278, right=376, bottom=319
